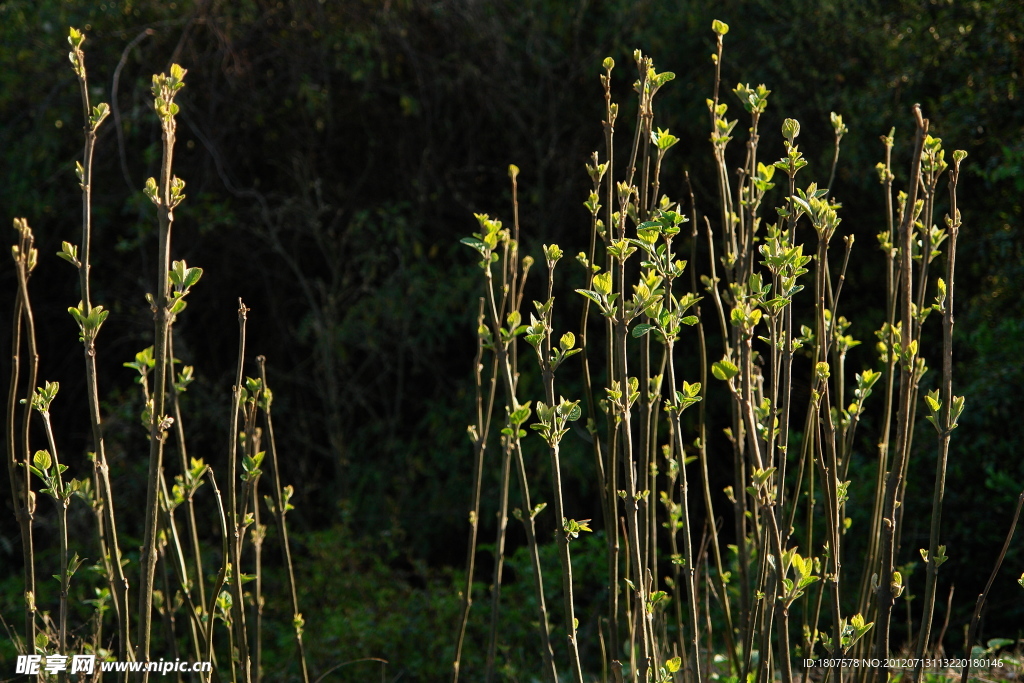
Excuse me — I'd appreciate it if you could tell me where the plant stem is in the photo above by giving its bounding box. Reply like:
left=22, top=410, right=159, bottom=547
left=38, top=409, right=69, bottom=657
left=478, top=190, right=557, bottom=682
left=688, top=181, right=740, bottom=678
left=7, top=222, right=36, bottom=655
left=601, top=67, right=621, bottom=661
left=168, top=337, right=207, bottom=614
left=813, top=228, right=844, bottom=659
left=70, top=39, right=133, bottom=662
left=226, top=300, right=253, bottom=682
left=857, top=130, right=898, bottom=631
left=483, top=443, right=511, bottom=683
left=614, top=253, right=653, bottom=683
left=452, top=300, right=495, bottom=683
left=959, top=490, right=1024, bottom=683
left=536, top=260, right=585, bottom=683
left=872, top=104, right=928, bottom=680
left=256, top=356, right=311, bottom=683
left=158, top=473, right=205, bottom=661
left=251, top=471, right=264, bottom=683
left=204, top=469, right=231, bottom=680
left=665, top=334, right=703, bottom=683
left=138, top=63, right=192, bottom=675
left=913, top=149, right=963, bottom=682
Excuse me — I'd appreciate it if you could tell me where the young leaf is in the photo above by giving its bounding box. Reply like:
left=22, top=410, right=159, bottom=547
left=711, top=359, right=738, bottom=381
left=33, top=449, right=52, bottom=472
left=632, top=323, right=655, bottom=338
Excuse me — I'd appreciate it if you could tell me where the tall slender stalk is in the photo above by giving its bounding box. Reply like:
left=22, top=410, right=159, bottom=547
left=67, top=28, right=133, bottom=661
left=598, top=58, right=621, bottom=664
left=913, top=148, right=966, bottom=681
left=708, top=26, right=751, bottom=648
left=226, top=300, right=253, bottom=682
left=30, top=383, right=72, bottom=658
left=959, top=490, right=1024, bottom=683
left=168, top=337, right=207, bottom=614
left=7, top=219, right=37, bottom=655
left=687, top=179, right=740, bottom=678
left=238, top=392, right=265, bottom=683
left=470, top=172, right=557, bottom=683
left=157, top=471, right=205, bottom=662
left=661, top=268, right=703, bottom=682
left=137, top=62, right=188, bottom=676
left=452, top=300, right=495, bottom=683
left=496, top=168, right=559, bottom=683
left=483, top=441, right=511, bottom=683
left=204, top=468, right=231, bottom=678
left=856, top=129, right=898, bottom=639
left=529, top=247, right=585, bottom=683
left=812, top=219, right=844, bottom=660
left=613, top=214, right=652, bottom=683
left=872, top=104, right=928, bottom=680
left=256, top=356, right=311, bottom=683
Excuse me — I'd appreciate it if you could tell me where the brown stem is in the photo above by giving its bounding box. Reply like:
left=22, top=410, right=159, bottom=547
left=70, top=37, right=134, bottom=661
left=256, top=356, right=311, bottom=683
left=913, top=151, right=963, bottom=682
left=7, top=224, right=36, bottom=655
left=872, top=104, right=928, bottom=680
left=959, top=490, right=1024, bottom=683
left=451, top=300, right=496, bottom=683
left=138, top=66, right=186, bottom=674
left=168, top=337, right=207, bottom=614
left=225, top=301, right=252, bottom=682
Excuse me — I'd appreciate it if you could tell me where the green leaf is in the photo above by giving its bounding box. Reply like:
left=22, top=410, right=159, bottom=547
left=509, top=403, right=532, bottom=426
left=950, top=395, right=966, bottom=427
left=90, top=102, right=110, bottom=129
left=782, top=118, right=800, bottom=142
left=185, top=266, right=203, bottom=288
left=34, top=450, right=52, bottom=471
left=798, top=576, right=819, bottom=590
left=169, top=297, right=187, bottom=315
left=632, top=323, right=655, bottom=338
left=57, top=241, right=80, bottom=266
left=815, top=362, right=830, bottom=380
left=986, top=638, right=1013, bottom=651
left=751, top=467, right=776, bottom=489
left=711, top=359, right=738, bottom=381
left=460, top=237, right=488, bottom=255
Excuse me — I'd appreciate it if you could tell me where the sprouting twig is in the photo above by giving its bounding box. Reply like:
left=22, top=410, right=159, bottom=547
left=68, top=28, right=133, bottom=661
left=7, top=220, right=38, bottom=654
left=960, top=490, right=1024, bottom=683
left=257, top=356, right=311, bottom=683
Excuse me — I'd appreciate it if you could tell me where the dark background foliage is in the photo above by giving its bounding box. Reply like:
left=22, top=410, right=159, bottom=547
left=1, top=0, right=1021, bottom=678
